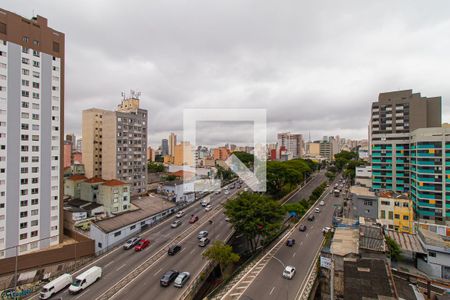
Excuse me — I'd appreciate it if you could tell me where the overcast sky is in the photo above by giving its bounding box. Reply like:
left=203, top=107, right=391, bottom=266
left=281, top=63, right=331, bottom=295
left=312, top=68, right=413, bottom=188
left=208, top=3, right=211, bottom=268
left=5, top=1, right=450, bottom=147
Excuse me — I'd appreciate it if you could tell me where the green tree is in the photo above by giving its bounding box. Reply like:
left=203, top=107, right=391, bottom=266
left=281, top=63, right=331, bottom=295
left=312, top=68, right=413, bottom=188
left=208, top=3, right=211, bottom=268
left=386, top=236, right=401, bottom=261
left=164, top=174, right=177, bottom=181
left=202, top=241, right=240, bottom=276
left=232, top=152, right=255, bottom=169
left=216, top=165, right=235, bottom=181
left=147, top=161, right=165, bottom=173
left=325, top=171, right=336, bottom=182
left=224, top=192, right=285, bottom=252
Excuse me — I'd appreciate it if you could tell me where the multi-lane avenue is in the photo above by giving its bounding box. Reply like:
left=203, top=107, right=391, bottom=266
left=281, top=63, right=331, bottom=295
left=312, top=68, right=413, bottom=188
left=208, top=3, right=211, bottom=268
left=222, top=176, right=343, bottom=300
left=42, top=182, right=242, bottom=300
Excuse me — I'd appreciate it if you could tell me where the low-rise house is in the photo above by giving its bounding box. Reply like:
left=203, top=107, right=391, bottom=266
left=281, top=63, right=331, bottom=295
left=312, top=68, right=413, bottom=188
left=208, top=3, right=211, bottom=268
left=355, top=165, right=372, bottom=188
left=350, top=185, right=378, bottom=220
left=80, top=177, right=106, bottom=202
left=64, top=175, right=87, bottom=199
left=378, top=191, right=414, bottom=233
left=90, top=195, right=176, bottom=253
left=161, top=180, right=195, bottom=203
left=417, top=229, right=450, bottom=280
left=98, top=179, right=131, bottom=216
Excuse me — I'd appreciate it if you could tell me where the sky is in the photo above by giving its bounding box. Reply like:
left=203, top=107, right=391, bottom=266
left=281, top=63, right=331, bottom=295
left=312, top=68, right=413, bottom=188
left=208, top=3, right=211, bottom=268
left=4, top=0, right=450, bottom=148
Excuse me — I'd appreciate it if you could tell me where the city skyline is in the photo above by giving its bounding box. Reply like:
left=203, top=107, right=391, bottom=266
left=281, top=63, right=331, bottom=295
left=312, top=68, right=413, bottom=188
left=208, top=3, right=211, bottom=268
left=4, top=1, right=450, bottom=146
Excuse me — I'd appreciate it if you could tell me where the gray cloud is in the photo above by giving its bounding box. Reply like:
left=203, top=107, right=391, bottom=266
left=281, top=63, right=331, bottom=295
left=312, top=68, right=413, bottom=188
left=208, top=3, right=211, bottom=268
left=5, top=0, right=450, bottom=147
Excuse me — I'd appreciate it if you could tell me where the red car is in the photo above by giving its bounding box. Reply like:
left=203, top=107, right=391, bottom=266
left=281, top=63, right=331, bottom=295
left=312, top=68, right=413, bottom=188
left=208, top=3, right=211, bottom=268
left=189, top=215, right=199, bottom=224
left=134, top=239, right=150, bottom=251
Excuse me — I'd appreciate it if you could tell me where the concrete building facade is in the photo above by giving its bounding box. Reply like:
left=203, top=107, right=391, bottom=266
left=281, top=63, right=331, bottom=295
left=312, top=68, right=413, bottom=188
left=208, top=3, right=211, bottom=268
left=82, top=97, right=148, bottom=195
left=370, top=90, right=441, bottom=193
left=0, top=9, right=65, bottom=258
left=410, top=126, right=450, bottom=225
left=277, top=132, right=304, bottom=158
left=168, top=133, right=176, bottom=156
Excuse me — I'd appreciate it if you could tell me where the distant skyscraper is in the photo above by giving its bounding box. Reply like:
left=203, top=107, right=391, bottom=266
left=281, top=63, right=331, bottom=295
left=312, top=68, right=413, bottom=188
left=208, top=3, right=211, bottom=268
left=277, top=132, right=304, bottom=158
left=169, top=133, right=177, bottom=156
left=0, top=9, right=65, bottom=258
left=161, top=139, right=169, bottom=156
left=76, top=138, right=82, bottom=152
left=370, top=90, right=441, bottom=193
left=65, top=133, right=76, bottom=147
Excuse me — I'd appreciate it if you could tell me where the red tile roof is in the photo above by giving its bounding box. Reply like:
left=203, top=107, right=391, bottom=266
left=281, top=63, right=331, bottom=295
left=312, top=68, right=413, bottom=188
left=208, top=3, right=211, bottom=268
left=103, top=179, right=127, bottom=187
left=68, top=175, right=87, bottom=181
left=84, top=177, right=106, bottom=184
left=170, top=170, right=195, bottom=178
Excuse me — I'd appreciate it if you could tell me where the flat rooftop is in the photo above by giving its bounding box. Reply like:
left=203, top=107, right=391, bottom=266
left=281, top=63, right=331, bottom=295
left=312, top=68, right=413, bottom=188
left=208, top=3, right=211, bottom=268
left=330, top=227, right=359, bottom=256
left=350, top=185, right=375, bottom=197
left=419, top=229, right=450, bottom=249
left=344, top=258, right=396, bottom=299
left=93, top=194, right=175, bottom=233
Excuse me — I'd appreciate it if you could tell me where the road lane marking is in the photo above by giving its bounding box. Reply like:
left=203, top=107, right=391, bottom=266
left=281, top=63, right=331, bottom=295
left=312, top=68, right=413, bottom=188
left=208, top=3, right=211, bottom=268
left=293, top=252, right=296, bottom=257
left=269, top=286, right=275, bottom=295
left=116, top=264, right=127, bottom=271
left=306, top=233, right=309, bottom=237
left=104, top=260, right=115, bottom=268
left=190, top=248, right=196, bottom=254
left=153, top=268, right=163, bottom=276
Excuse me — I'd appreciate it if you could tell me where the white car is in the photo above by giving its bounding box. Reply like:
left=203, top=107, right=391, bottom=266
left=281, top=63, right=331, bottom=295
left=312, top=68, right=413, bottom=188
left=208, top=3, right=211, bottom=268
left=171, top=220, right=182, bottom=228
left=282, top=266, right=296, bottom=279
left=205, top=205, right=212, bottom=211
left=197, top=230, right=208, bottom=239
left=315, top=207, right=320, bottom=213
left=175, top=210, right=184, bottom=218
left=224, top=190, right=230, bottom=195
left=319, top=201, right=325, bottom=206
left=322, top=227, right=332, bottom=233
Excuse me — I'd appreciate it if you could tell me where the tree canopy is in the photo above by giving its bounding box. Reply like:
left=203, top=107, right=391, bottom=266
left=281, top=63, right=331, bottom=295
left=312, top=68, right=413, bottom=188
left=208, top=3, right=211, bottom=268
left=224, top=192, right=285, bottom=252
left=266, top=159, right=315, bottom=196
left=202, top=241, right=240, bottom=276
left=147, top=161, right=165, bottom=173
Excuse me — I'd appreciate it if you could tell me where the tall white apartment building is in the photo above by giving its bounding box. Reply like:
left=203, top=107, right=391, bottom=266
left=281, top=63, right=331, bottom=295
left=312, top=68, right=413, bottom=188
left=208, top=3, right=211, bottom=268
left=0, top=9, right=65, bottom=258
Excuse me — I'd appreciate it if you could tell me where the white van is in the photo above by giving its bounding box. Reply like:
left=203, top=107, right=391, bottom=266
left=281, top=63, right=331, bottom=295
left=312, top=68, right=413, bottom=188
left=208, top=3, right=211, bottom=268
left=39, top=273, right=72, bottom=299
left=69, top=266, right=102, bottom=294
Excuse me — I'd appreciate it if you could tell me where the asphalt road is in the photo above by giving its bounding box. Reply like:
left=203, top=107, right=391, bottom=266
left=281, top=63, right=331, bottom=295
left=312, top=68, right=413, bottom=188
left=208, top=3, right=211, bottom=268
left=239, top=177, right=343, bottom=300
left=44, top=182, right=242, bottom=300
left=109, top=171, right=327, bottom=300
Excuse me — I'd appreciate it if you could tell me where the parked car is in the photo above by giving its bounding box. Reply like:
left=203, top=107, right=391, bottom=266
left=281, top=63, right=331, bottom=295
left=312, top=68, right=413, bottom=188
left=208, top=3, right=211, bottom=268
left=298, top=224, right=307, bottom=231
left=123, top=237, right=140, bottom=250
left=286, top=239, right=295, bottom=247
left=39, top=273, right=72, bottom=299
left=174, top=272, right=190, bottom=288
left=160, top=270, right=179, bottom=287
left=244, top=187, right=249, bottom=192
left=171, top=220, right=182, bottom=228
left=322, top=227, right=332, bottom=234
left=319, top=201, right=325, bottom=206
left=282, top=266, right=296, bottom=279
left=197, top=230, right=208, bottom=239
left=134, top=239, right=150, bottom=251
left=198, top=237, right=210, bottom=247
left=205, top=204, right=212, bottom=211
left=175, top=210, right=184, bottom=218
left=69, top=266, right=102, bottom=294
left=307, top=214, right=315, bottom=221
left=189, top=215, right=199, bottom=224
left=225, top=217, right=230, bottom=222
left=215, top=189, right=221, bottom=194
left=224, top=190, right=230, bottom=195
left=168, top=244, right=182, bottom=256
left=315, top=207, right=320, bottom=213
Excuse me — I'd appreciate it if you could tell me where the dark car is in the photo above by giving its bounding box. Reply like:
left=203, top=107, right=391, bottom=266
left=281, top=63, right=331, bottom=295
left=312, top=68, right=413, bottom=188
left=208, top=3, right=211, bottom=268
left=168, top=244, right=182, bottom=256
left=286, top=239, right=295, bottom=247
left=307, top=214, right=315, bottom=221
left=299, top=224, right=307, bottom=231
left=160, top=270, right=179, bottom=287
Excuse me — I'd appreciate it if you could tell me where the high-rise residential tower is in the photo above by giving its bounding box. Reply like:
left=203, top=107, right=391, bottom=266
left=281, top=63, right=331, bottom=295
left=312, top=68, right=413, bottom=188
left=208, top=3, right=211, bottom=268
left=410, top=126, right=450, bottom=225
left=169, top=132, right=177, bottom=156
left=0, top=9, right=65, bottom=258
left=82, top=96, right=148, bottom=195
left=370, top=90, right=441, bottom=193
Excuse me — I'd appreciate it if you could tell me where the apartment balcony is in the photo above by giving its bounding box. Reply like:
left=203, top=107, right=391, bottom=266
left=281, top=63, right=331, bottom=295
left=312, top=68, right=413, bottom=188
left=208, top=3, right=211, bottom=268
left=417, top=144, right=441, bottom=149
left=417, top=160, right=437, bottom=166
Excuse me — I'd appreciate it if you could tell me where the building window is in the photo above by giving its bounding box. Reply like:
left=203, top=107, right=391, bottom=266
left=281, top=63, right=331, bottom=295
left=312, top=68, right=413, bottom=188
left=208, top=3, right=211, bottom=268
left=403, top=215, right=409, bottom=220
left=114, top=231, right=121, bottom=237
left=19, top=233, right=27, bottom=240
left=363, top=200, right=373, bottom=206
left=130, top=225, right=136, bottom=230
left=394, top=214, right=400, bottom=219
left=380, top=210, right=386, bottom=219
left=429, top=251, right=436, bottom=257
left=98, top=242, right=102, bottom=248
left=388, top=211, right=393, bottom=220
